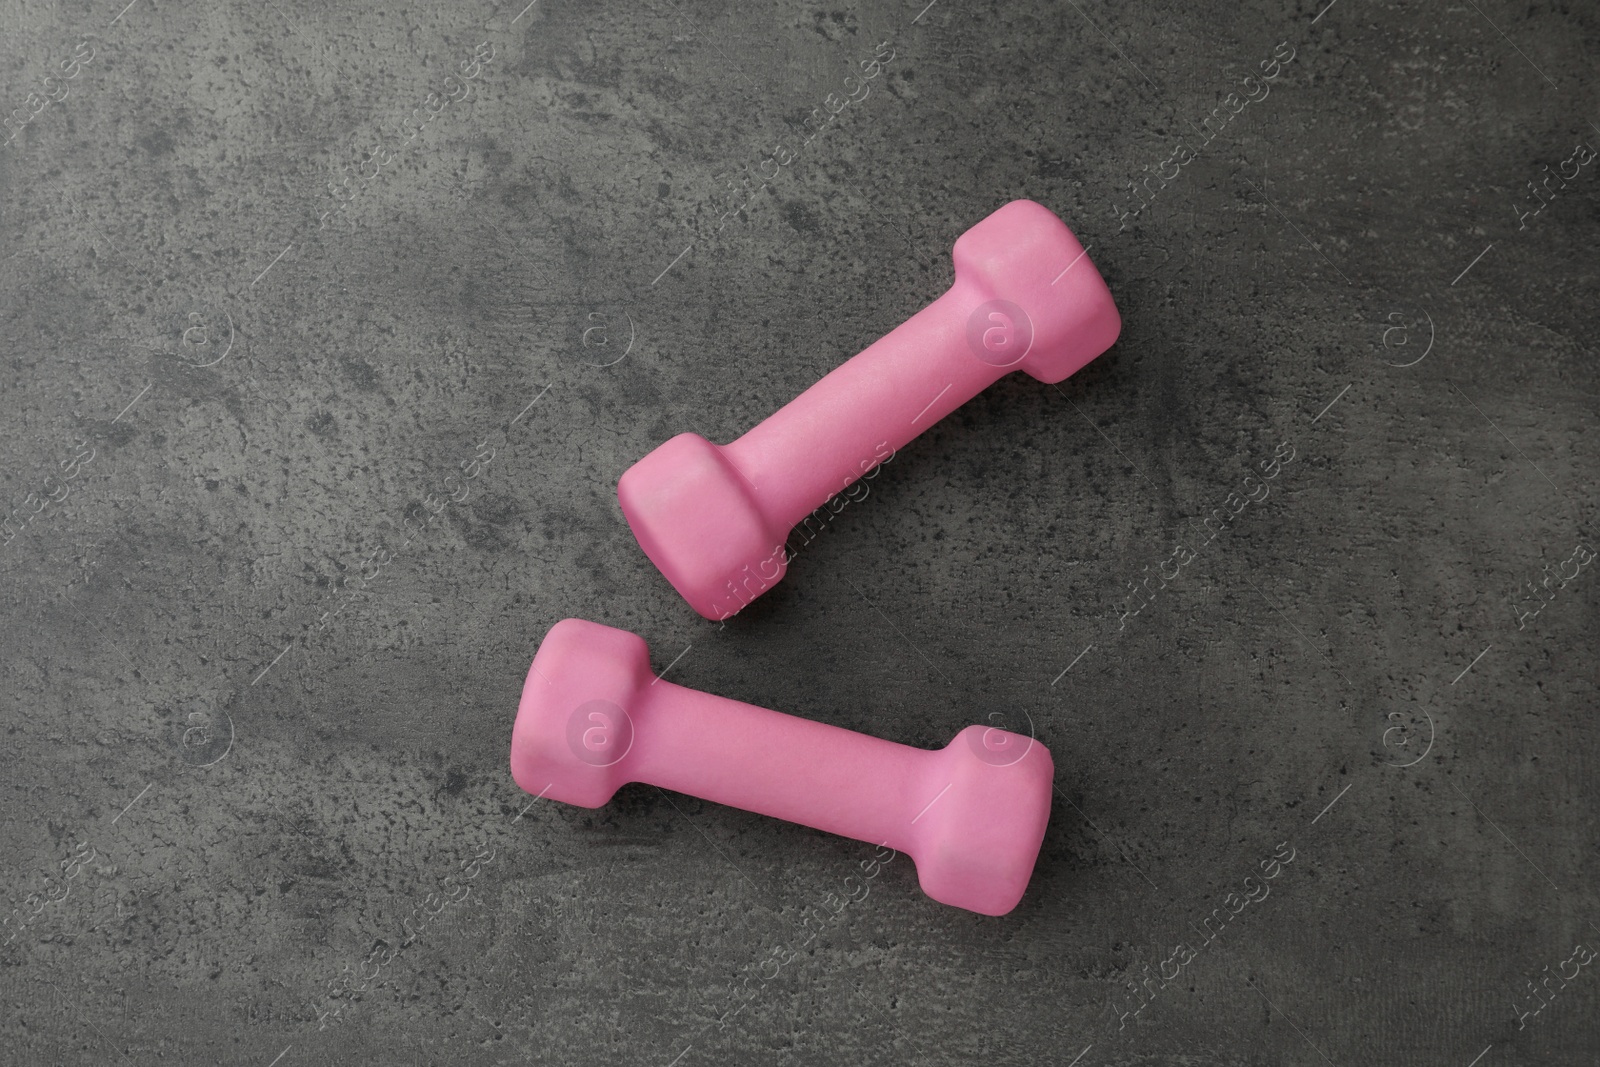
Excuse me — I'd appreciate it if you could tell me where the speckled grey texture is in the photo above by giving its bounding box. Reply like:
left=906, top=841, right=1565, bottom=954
left=2, top=0, right=1597, bottom=1063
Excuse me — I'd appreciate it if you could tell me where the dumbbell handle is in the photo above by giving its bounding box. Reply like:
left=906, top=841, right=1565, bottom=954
left=618, top=681, right=930, bottom=855
left=724, top=280, right=998, bottom=534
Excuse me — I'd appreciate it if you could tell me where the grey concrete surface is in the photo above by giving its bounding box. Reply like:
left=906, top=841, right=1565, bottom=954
left=2, top=0, right=1597, bottom=1063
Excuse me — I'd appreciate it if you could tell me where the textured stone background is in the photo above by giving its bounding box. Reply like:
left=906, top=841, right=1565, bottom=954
left=2, top=0, right=1597, bottom=1063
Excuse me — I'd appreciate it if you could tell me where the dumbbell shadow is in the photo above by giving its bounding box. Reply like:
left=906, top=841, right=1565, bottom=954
left=510, top=618, right=1055, bottom=916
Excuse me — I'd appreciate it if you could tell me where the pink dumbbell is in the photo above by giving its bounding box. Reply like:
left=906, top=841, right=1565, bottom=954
left=619, top=198, right=1121, bottom=619
left=509, top=618, right=1054, bottom=915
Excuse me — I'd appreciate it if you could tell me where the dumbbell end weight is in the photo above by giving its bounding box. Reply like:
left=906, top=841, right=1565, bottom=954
left=510, top=619, right=1056, bottom=915
left=510, top=618, right=656, bottom=808
left=954, top=197, right=1122, bottom=384
left=916, top=724, right=1056, bottom=915
left=617, top=432, right=781, bottom=620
